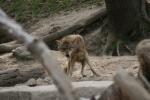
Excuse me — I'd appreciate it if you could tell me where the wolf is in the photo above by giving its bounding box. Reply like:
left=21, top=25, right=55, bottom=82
left=57, top=34, right=99, bottom=77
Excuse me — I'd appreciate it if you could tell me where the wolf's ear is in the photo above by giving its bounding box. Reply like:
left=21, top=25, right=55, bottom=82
left=56, top=40, right=61, bottom=45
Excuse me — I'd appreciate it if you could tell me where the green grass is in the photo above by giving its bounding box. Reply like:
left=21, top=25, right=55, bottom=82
left=0, top=0, right=101, bottom=25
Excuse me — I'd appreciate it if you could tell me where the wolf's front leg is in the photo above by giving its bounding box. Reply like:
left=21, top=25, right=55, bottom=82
left=81, top=61, right=86, bottom=77
left=67, top=59, right=75, bottom=78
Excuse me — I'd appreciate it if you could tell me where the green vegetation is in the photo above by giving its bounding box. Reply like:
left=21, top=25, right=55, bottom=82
left=0, top=0, right=101, bottom=25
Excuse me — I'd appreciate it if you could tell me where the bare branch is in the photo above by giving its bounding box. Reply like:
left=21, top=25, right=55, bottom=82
left=0, top=9, right=77, bottom=100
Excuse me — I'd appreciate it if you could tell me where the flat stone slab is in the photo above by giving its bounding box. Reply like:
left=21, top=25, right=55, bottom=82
left=0, top=81, right=113, bottom=100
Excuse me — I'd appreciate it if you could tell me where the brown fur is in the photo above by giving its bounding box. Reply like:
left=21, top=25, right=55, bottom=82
left=57, top=34, right=99, bottom=77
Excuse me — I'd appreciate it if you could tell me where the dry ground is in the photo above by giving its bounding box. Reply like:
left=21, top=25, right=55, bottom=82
left=0, top=51, right=139, bottom=82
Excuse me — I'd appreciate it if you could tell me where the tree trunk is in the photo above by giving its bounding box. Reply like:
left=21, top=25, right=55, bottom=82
left=102, top=0, right=150, bottom=55
left=105, top=0, right=141, bottom=37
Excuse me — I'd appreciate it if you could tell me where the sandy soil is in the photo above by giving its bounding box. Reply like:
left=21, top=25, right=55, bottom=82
left=0, top=51, right=139, bottom=82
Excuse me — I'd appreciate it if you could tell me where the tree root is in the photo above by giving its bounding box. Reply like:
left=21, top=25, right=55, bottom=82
left=123, top=44, right=134, bottom=54
left=116, top=41, right=121, bottom=56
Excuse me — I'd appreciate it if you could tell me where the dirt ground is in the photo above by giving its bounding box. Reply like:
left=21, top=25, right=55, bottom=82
left=0, top=5, right=140, bottom=85
left=0, top=51, right=139, bottom=82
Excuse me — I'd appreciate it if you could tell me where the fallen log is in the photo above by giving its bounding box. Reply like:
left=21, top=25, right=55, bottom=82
left=43, top=8, right=107, bottom=45
left=0, top=41, right=21, bottom=54
left=0, top=67, right=45, bottom=86
left=0, top=32, right=14, bottom=44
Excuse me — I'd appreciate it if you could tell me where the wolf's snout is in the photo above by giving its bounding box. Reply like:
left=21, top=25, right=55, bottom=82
left=65, top=53, right=70, bottom=57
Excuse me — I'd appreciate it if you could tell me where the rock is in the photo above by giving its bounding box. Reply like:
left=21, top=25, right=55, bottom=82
left=26, top=78, right=37, bottom=87
left=43, top=77, right=52, bottom=84
left=0, top=81, right=113, bottom=100
left=36, top=78, right=49, bottom=86
left=25, top=77, right=52, bottom=86
left=12, top=46, right=33, bottom=60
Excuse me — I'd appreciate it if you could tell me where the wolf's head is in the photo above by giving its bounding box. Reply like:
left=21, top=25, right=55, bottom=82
left=57, top=39, right=72, bottom=58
